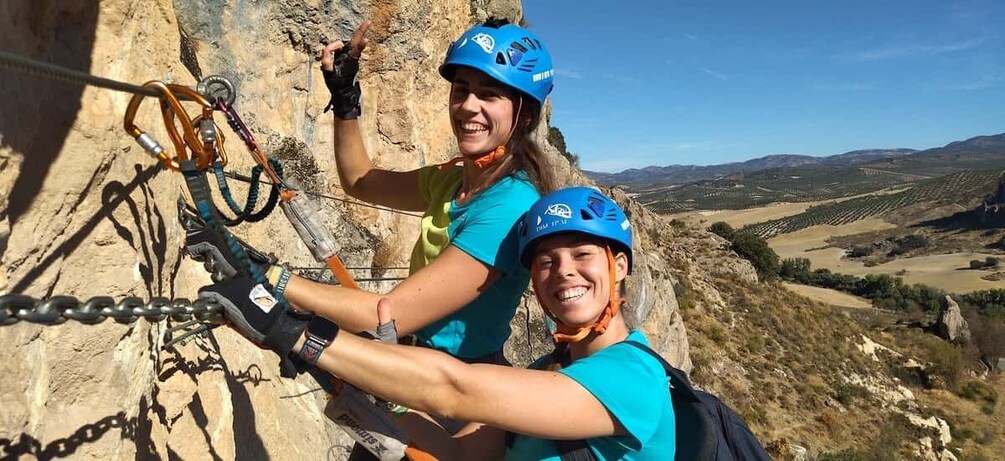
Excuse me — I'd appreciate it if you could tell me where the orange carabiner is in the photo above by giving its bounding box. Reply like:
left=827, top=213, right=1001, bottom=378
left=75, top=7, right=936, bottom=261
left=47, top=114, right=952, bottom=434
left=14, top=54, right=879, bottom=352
left=123, top=81, right=216, bottom=171
left=159, top=83, right=215, bottom=171
left=123, top=82, right=175, bottom=169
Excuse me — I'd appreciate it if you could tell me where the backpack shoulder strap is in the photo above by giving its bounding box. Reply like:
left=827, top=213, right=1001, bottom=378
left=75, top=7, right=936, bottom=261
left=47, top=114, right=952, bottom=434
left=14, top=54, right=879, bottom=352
left=622, top=340, right=702, bottom=403
left=623, top=340, right=724, bottom=461
left=555, top=439, right=597, bottom=461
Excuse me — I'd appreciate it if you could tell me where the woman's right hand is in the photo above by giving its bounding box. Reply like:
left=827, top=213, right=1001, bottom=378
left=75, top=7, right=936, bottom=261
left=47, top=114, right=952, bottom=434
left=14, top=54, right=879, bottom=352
left=320, top=20, right=371, bottom=119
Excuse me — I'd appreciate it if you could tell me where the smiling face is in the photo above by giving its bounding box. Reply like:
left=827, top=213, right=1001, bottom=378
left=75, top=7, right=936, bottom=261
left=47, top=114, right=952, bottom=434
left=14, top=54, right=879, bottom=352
left=448, top=67, right=517, bottom=157
left=530, top=233, right=629, bottom=327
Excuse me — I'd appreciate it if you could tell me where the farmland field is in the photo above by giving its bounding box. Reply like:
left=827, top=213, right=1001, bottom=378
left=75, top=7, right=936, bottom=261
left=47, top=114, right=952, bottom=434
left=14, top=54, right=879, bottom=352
left=770, top=222, right=1005, bottom=293
left=745, top=168, right=1005, bottom=238
left=781, top=282, right=873, bottom=308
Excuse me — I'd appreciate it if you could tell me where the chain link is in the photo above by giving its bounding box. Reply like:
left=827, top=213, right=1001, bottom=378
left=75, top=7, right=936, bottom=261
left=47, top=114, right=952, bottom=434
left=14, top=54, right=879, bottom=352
left=0, top=294, right=223, bottom=326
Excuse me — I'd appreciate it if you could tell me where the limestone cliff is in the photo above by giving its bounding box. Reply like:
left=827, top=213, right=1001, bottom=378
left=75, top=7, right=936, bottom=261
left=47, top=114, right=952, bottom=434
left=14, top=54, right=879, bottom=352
left=0, top=1, right=690, bottom=459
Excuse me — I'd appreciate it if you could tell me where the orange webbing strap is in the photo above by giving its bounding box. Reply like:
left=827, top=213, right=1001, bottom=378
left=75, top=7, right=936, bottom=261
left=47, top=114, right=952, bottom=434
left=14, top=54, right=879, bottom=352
left=325, top=255, right=360, bottom=290
left=405, top=446, right=439, bottom=461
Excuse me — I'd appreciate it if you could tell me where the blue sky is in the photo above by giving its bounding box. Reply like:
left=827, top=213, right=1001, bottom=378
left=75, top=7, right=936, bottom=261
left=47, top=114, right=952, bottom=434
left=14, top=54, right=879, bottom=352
left=522, top=0, right=1005, bottom=172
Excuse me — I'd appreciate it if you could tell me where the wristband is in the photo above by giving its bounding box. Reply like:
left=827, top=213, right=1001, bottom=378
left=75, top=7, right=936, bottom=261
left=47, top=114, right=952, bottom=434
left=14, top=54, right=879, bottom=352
left=266, top=265, right=291, bottom=303
left=297, top=315, right=340, bottom=365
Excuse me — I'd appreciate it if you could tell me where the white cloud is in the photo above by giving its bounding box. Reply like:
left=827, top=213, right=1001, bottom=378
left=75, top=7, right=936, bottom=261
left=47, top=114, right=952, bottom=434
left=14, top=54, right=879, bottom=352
left=837, top=37, right=987, bottom=62
left=602, top=73, right=638, bottom=84
left=811, top=82, right=877, bottom=92
left=556, top=68, right=584, bottom=79
left=700, top=67, right=728, bottom=81
left=683, top=33, right=698, bottom=40
left=941, top=73, right=1001, bottom=90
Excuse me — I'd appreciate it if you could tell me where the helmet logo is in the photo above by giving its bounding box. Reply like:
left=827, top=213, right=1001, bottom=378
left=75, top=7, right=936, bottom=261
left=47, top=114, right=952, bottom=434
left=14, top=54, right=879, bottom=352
left=545, top=203, right=572, bottom=219
left=471, top=33, right=495, bottom=53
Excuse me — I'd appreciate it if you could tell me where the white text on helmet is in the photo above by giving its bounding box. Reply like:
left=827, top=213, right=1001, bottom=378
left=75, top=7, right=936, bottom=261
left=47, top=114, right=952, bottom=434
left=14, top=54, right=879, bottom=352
left=532, top=69, right=554, bottom=82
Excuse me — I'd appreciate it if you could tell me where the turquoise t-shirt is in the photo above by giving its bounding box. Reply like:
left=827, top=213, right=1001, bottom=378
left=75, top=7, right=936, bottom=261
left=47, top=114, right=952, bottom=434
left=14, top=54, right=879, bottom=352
left=506, top=331, right=677, bottom=460
left=409, top=165, right=540, bottom=358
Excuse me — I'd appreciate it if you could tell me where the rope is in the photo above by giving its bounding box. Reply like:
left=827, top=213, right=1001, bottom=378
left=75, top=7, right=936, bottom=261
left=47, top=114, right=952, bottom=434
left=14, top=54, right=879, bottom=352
left=212, top=159, right=282, bottom=226
left=222, top=172, right=424, bottom=218
left=0, top=51, right=199, bottom=100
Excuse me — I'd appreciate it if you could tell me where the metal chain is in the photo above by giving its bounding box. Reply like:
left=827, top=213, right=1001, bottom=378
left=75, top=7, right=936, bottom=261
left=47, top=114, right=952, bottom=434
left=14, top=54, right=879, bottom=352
left=0, top=294, right=223, bottom=326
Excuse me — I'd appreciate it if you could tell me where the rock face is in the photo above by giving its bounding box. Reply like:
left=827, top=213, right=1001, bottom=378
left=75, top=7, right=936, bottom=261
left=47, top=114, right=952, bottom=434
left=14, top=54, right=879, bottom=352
left=937, top=296, right=971, bottom=344
left=0, top=1, right=689, bottom=459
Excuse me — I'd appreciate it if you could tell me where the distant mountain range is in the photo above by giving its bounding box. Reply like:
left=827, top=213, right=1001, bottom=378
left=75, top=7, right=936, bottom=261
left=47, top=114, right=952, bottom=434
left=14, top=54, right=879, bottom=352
left=585, top=133, right=1005, bottom=189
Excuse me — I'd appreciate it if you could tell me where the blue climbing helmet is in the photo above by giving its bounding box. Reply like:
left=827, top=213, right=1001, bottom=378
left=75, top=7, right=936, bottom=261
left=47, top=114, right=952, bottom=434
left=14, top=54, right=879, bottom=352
left=518, top=187, right=633, bottom=272
left=439, top=19, right=555, bottom=105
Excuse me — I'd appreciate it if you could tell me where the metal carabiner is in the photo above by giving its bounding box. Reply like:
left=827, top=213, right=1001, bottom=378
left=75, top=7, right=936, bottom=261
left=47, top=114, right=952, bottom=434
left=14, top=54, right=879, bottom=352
left=160, top=83, right=215, bottom=170
left=191, top=112, right=228, bottom=168
left=215, top=98, right=292, bottom=191
left=123, top=81, right=215, bottom=171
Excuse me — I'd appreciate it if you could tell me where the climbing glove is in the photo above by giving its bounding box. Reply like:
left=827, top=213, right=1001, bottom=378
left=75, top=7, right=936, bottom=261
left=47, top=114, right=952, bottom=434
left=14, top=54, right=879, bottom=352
left=322, top=44, right=362, bottom=120
left=181, top=204, right=275, bottom=282
left=199, top=275, right=311, bottom=375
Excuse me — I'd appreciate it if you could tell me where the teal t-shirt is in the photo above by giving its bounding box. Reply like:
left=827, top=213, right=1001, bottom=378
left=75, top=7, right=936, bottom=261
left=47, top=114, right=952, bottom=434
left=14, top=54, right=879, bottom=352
left=409, top=166, right=540, bottom=358
left=506, top=331, right=677, bottom=460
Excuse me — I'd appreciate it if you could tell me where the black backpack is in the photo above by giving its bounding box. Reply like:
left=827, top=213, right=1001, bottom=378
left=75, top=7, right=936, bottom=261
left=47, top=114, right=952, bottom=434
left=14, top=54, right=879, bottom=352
left=551, top=341, right=772, bottom=461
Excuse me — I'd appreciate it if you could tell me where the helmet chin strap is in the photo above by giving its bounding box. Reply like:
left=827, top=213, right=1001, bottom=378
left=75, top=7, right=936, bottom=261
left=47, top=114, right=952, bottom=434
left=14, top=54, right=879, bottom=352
left=438, top=98, right=523, bottom=171
left=531, top=246, right=624, bottom=344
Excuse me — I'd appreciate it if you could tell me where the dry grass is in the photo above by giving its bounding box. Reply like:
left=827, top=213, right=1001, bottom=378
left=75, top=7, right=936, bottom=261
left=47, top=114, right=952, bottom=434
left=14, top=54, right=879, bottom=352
left=684, top=276, right=898, bottom=456
left=681, top=273, right=1005, bottom=459
left=781, top=282, right=873, bottom=308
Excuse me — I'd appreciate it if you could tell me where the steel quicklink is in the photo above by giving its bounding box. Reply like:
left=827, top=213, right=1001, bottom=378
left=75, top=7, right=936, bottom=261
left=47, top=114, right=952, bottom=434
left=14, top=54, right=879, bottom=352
left=0, top=294, right=223, bottom=326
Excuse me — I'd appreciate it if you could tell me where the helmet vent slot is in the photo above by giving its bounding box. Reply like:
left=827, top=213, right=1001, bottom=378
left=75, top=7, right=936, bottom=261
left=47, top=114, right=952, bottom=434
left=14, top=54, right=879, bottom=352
left=507, top=48, right=524, bottom=65
left=587, top=198, right=606, bottom=218
left=522, top=37, right=537, bottom=50
left=495, top=52, right=508, bottom=65
left=511, top=42, right=528, bottom=53
left=580, top=209, right=596, bottom=220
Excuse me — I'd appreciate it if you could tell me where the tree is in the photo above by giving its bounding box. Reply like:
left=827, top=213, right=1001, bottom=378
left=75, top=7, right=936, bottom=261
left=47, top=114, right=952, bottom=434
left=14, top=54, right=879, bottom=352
left=730, top=231, right=780, bottom=280
left=855, top=274, right=902, bottom=300
left=708, top=221, right=735, bottom=240
left=780, top=258, right=812, bottom=282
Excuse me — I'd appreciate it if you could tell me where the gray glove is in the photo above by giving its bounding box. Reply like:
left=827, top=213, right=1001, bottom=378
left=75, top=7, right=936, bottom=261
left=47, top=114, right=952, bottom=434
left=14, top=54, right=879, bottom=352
left=180, top=202, right=275, bottom=282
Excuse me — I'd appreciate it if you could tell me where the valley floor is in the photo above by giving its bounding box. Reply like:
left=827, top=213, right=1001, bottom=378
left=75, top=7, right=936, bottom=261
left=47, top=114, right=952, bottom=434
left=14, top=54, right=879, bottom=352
left=769, top=220, right=1005, bottom=293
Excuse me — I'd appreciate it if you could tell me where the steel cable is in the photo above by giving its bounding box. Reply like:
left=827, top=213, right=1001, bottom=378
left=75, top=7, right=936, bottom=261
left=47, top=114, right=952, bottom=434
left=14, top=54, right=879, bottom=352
left=222, top=171, right=424, bottom=218
left=0, top=51, right=200, bottom=100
